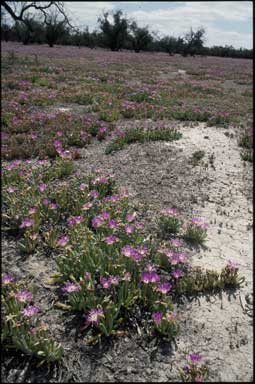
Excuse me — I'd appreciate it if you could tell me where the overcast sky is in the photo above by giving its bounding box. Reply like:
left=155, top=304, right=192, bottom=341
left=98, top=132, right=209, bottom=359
left=64, top=1, right=253, bottom=49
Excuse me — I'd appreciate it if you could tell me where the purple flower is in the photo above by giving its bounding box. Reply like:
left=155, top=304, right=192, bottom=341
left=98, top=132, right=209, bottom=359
left=170, top=238, right=182, bottom=248
left=22, top=305, right=40, bottom=317
left=53, top=139, right=62, bottom=148
left=67, top=216, right=84, bottom=226
left=49, top=203, right=58, bottom=210
left=177, top=252, right=188, bottom=263
left=152, top=311, right=163, bottom=325
left=101, top=211, right=111, bottom=220
left=19, top=218, right=34, bottom=228
left=100, top=277, right=112, bottom=289
left=86, top=308, right=104, bottom=326
left=141, top=271, right=160, bottom=284
left=92, top=216, right=103, bottom=228
left=82, top=202, right=93, bottom=210
left=191, top=217, right=208, bottom=229
left=126, top=212, right=137, bottom=222
left=172, top=269, right=184, bottom=279
left=108, top=219, right=119, bottom=229
left=157, top=282, right=172, bottom=294
left=84, top=272, right=91, bottom=280
left=122, top=271, right=131, bottom=281
left=188, top=353, right=202, bottom=363
left=109, top=275, right=120, bottom=286
left=122, top=245, right=134, bottom=257
left=140, top=272, right=151, bottom=284
left=7, top=186, right=17, bottom=193
left=42, top=198, right=50, bottom=206
left=62, top=281, right=81, bottom=293
left=93, top=176, right=108, bottom=184
left=88, top=190, right=99, bottom=199
left=29, top=207, right=38, bottom=214
left=104, top=235, right=119, bottom=245
left=38, top=183, right=47, bottom=192
left=227, top=259, right=240, bottom=272
left=137, top=245, right=148, bottom=256
left=79, top=183, right=88, bottom=191
left=2, top=273, right=15, bottom=286
left=161, top=208, right=178, bottom=216
left=125, top=224, right=135, bottom=235
left=15, top=290, right=33, bottom=303
left=150, top=272, right=161, bottom=283
left=145, top=263, right=156, bottom=272
left=57, top=235, right=69, bottom=247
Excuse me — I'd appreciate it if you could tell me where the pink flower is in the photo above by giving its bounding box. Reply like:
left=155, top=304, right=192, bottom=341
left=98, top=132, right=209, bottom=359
left=122, top=272, right=131, bottom=281
left=84, top=272, right=91, bottom=280
left=49, top=203, right=58, bottom=210
left=19, top=218, right=34, bottom=228
left=104, top=235, right=120, bottom=245
left=86, top=308, right=104, bottom=326
left=42, top=198, right=50, bottom=206
left=29, top=207, right=38, bottom=214
left=170, top=239, right=182, bottom=248
left=126, top=212, right=137, bottom=222
left=161, top=208, right=178, bottom=216
left=82, top=202, right=93, bottom=210
left=125, top=224, right=135, bottom=235
left=62, top=281, right=81, bottom=293
left=188, top=353, right=202, bottom=363
left=79, top=183, right=88, bottom=191
left=171, top=269, right=184, bottom=279
left=157, top=282, right=172, bottom=294
left=191, top=217, right=209, bottom=229
left=67, top=216, right=84, bottom=226
left=88, top=190, right=99, bottom=199
left=38, top=183, right=47, bottom=192
left=22, top=305, right=40, bottom=317
left=15, top=290, right=33, bottom=303
left=2, top=273, right=15, bottom=286
left=145, top=263, right=157, bottom=272
left=141, top=271, right=160, bottom=284
left=92, top=216, right=103, bottom=228
left=7, top=186, right=17, bottom=193
left=227, top=259, right=240, bottom=272
left=108, top=219, right=119, bottom=229
left=152, top=311, right=163, bottom=325
left=109, top=275, right=120, bottom=285
left=57, top=235, right=69, bottom=247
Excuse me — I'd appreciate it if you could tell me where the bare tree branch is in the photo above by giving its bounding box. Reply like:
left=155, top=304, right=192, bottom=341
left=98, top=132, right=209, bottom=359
left=1, top=1, right=75, bottom=31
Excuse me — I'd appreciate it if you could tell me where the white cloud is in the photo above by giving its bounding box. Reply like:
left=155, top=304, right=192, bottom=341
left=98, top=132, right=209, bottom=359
left=65, top=1, right=114, bottom=29
left=127, top=2, right=253, bottom=48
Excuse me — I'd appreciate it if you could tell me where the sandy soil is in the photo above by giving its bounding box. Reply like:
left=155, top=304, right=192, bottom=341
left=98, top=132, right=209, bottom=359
left=2, top=122, right=253, bottom=382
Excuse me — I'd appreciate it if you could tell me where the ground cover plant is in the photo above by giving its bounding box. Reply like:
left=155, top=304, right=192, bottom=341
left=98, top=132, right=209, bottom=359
left=1, top=41, right=252, bottom=383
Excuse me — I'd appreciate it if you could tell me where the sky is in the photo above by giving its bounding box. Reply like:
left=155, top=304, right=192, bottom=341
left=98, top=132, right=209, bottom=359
left=64, top=1, right=253, bottom=49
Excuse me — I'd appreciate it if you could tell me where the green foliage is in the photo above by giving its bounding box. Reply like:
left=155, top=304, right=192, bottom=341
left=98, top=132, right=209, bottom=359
left=190, top=150, right=205, bottom=166
left=183, top=223, right=207, bottom=246
left=2, top=281, right=63, bottom=363
left=105, top=127, right=182, bottom=154
left=157, top=215, right=182, bottom=238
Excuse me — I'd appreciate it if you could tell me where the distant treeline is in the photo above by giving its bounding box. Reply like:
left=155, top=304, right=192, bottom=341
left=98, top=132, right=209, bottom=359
left=1, top=10, right=253, bottom=59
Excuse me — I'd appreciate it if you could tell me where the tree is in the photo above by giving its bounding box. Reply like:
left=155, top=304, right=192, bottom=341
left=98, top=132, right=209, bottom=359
left=44, top=9, right=68, bottom=47
left=182, top=27, right=206, bottom=56
left=98, top=10, right=129, bottom=51
left=129, top=21, right=152, bottom=53
left=1, top=2, right=73, bottom=32
left=160, top=36, right=184, bottom=55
